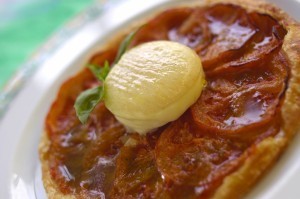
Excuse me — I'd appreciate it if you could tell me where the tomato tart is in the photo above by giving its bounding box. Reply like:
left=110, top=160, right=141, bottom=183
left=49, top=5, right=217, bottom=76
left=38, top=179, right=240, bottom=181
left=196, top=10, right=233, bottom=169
left=39, top=0, right=300, bottom=198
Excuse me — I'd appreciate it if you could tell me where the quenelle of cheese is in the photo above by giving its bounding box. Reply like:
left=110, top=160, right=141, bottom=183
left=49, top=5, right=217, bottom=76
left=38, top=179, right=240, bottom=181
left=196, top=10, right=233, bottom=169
left=104, top=41, right=205, bottom=135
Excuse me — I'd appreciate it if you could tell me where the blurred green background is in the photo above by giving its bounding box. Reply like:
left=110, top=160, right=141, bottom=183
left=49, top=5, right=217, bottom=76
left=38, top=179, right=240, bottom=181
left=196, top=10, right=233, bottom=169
left=0, top=0, right=94, bottom=89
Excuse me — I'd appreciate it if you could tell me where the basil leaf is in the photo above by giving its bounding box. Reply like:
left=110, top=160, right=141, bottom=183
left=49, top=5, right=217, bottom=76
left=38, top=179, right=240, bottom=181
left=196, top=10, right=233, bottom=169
left=113, top=27, right=141, bottom=65
left=74, top=86, right=104, bottom=124
left=88, top=61, right=110, bottom=81
left=75, top=27, right=142, bottom=124
left=100, top=61, right=110, bottom=80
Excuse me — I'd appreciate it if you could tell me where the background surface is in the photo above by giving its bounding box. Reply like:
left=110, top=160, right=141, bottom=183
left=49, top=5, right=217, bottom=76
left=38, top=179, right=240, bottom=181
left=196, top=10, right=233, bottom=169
left=0, top=0, right=94, bottom=89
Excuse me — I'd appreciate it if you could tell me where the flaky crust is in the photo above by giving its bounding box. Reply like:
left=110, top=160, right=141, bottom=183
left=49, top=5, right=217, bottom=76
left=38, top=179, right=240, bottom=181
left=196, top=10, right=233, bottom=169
left=39, top=0, right=300, bottom=198
left=39, top=133, right=75, bottom=199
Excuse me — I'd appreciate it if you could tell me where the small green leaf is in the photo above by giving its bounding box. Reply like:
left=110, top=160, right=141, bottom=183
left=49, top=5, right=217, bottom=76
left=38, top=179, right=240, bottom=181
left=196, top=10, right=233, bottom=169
left=88, top=61, right=110, bottom=81
left=75, top=26, right=142, bottom=124
left=113, top=27, right=141, bottom=65
left=88, top=65, right=100, bottom=79
left=100, top=61, right=110, bottom=80
left=74, top=86, right=104, bottom=124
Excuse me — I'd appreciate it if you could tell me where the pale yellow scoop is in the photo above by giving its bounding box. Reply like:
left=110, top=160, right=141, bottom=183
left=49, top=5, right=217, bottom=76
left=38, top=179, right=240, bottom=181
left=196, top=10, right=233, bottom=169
left=104, top=41, right=205, bottom=134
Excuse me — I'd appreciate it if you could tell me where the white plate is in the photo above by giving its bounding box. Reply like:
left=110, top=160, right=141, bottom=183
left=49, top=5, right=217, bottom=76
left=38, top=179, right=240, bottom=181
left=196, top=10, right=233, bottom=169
left=0, top=0, right=300, bottom=198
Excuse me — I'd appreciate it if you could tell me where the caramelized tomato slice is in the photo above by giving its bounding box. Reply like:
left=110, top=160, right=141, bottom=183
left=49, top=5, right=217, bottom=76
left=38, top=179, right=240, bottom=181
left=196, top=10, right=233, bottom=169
left=131, top=8, right=193, bottom=47
left=110, top=136, right=166, bottom=199
left=48, top=103, right=126, bottom=196
left=155, top=114, right=248, bottom=190
left=170, top=5, right=256, bottom=66
left=207, top=13, right=287, bottom=75
left=168, top=4, right=287, bottom=76
left=191, top=54, right=288, bottom=136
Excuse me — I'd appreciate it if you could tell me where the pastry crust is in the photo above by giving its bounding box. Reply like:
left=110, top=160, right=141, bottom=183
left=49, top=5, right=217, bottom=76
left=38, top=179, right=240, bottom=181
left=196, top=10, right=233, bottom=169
left=39, top=0, right=300, bottom=198
left=39, top=133, right=75, bottom=199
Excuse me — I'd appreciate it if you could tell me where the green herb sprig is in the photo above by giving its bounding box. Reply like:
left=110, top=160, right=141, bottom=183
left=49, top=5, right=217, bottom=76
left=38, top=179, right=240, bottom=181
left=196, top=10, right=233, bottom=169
left=74, top=27, right=140, bottom=124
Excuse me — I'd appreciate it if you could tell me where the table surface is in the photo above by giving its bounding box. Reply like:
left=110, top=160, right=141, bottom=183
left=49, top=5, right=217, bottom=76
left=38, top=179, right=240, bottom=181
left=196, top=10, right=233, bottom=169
left=0, top=0, right=94, bottom=89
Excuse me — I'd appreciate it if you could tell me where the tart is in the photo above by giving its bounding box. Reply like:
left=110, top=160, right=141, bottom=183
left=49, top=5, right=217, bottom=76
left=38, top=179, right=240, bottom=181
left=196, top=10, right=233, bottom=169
left=39, top=0, right=300, bottom=198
